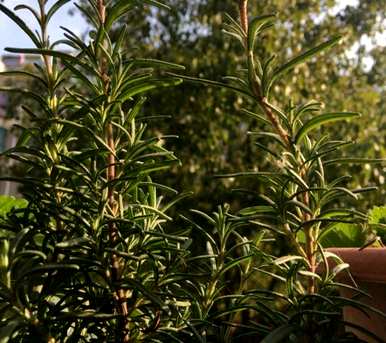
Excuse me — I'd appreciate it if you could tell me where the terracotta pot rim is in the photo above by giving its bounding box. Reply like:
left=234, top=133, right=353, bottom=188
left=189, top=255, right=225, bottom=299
left=326, top=247, right=386, bottom=284
left=327, top=247, right=386, bottom=252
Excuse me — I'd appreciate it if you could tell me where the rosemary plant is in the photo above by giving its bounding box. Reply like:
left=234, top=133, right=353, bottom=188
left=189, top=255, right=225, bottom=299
left=178, top=205, right=272, bottom=342
left=0, top=0, right=385, bottom=342
left=0, top=0, right=192, bottom=341
left=172, top=0, right=385, bottom=341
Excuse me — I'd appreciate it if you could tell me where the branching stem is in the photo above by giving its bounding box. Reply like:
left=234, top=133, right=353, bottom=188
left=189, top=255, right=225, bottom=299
left=261, top=97, right=291, bottom=147
left=98, top=0, right=129, bottom=340
left=238, top=0, right=249, bottom=34
left=239, top=2, right=317, bottom=296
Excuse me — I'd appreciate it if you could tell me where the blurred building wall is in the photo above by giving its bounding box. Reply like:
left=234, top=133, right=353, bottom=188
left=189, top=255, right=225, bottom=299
left=0, top=54, right=39, bottom=195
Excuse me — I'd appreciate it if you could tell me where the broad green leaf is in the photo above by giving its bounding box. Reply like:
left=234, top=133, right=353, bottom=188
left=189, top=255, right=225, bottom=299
left=319, top=223, right=366, bottom=248
left=0, top=196, right=28, bottom=218
left=368, top=206, right=386, bottom=225
left=368, top=206, right=386, bottom=242
left=294, top=112, right=360, bottom=144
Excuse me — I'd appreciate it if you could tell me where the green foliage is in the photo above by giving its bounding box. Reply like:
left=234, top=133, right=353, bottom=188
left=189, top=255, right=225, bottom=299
left=0, top=0, right=191, bottom=341
left=177, top=205, right=271, bottom=342
left=368, top=206, right=386, bottom=243
left=319, top=223, right=367, bottom=248
left=97, top=0, right=385, bottom=215
left=315, top=206, right=386, bottom=248
left=0, top=0, right=385, bottom=342
left=369, top=206, right=386, bottom=225
left=0, top=196, right=27, bottom=219
left=177, top=1, right=385, bottom=341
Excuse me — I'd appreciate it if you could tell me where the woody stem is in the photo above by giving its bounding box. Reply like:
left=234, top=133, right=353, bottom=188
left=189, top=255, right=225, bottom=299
left=98, top=0, right=129, bottom=341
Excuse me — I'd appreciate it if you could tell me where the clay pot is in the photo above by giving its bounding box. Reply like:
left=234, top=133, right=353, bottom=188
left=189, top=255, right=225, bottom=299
left=327, top=248, right=386, bottom=342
